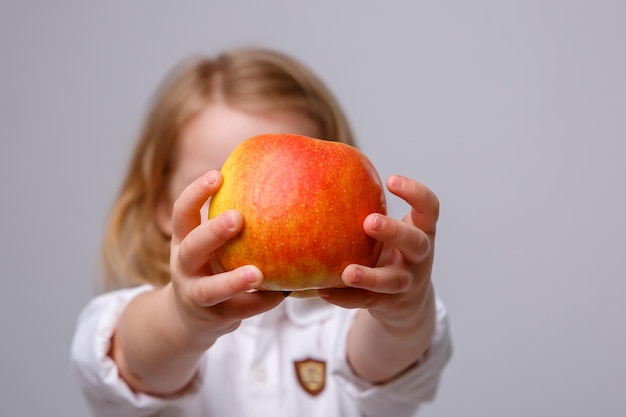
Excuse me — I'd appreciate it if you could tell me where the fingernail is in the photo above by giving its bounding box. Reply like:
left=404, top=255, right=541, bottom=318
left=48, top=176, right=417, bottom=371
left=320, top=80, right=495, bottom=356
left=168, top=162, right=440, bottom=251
left=350, top=268, right=363, bottom=284
left=206, top=171, right=218, bottom=185
left=391, top=174, right=404, bottom=188
left=244, top=267, right=260, bottom=285
left=371, top=214, right=384, bottom=231
left=221, top=211, right=235, bottom=230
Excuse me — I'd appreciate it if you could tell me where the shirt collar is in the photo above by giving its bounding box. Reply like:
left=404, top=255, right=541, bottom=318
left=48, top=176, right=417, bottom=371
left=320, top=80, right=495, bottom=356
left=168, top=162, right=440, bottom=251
left=239, top=293, right=336, bottom=334
left=284, top=296, right=335, bottom=326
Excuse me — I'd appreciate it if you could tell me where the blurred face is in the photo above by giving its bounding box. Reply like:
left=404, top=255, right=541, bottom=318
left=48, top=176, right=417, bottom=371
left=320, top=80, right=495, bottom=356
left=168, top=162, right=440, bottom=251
left=156, top=101, right=320, bottom=235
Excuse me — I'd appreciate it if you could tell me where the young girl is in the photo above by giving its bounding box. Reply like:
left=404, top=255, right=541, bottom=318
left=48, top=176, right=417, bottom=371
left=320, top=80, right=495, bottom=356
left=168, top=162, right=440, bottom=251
left=71, top=48, right=452, bottom=417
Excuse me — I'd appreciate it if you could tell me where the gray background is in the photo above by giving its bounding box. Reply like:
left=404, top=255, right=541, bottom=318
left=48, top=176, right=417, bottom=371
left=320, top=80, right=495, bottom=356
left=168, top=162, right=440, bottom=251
left=1, top=1, right=625, bottom=416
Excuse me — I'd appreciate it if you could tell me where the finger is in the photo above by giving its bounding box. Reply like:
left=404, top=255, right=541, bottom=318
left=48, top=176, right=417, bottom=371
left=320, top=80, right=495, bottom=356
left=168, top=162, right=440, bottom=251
left=387, top=175, right=439, bottom=236
left=189, top=265, right=263, bottom=307
left=341, top=264, right=412, bottom=295
left=171, top=170, right=222, bottom=245
left=177, top=210, right=243, bottom=274
left=364, top=213, right=431, bottom=264
left=206, top=290, right=288, bottom=321
left=318, top=287, right=382, bottom=310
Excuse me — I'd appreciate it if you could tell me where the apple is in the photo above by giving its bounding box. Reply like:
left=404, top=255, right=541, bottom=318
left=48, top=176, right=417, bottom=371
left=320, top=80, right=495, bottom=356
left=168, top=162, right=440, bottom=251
left=208, top=133, right=387, bottom=296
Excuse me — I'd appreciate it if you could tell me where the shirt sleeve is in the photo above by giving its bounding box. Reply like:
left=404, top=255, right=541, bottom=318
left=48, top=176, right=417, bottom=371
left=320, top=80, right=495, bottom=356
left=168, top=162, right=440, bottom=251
left=330, top=297, right=453, bottom=417
left=70, top=286, right=206, bottom=417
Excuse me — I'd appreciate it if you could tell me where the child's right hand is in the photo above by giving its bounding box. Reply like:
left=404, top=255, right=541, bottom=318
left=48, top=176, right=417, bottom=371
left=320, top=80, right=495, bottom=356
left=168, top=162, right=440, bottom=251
left=111, top=170, right=285, bottom=396
left=167, top=169, right=287, bottom=344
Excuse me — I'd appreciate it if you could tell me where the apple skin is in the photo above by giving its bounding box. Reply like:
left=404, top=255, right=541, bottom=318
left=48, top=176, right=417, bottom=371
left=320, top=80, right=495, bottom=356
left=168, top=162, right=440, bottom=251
left=208, top=133, right=387, bottom=295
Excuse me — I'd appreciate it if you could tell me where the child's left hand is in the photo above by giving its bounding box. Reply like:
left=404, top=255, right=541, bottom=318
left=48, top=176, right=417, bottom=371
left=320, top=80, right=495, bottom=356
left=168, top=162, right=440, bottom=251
left=319, top=174, right=439, bottom=382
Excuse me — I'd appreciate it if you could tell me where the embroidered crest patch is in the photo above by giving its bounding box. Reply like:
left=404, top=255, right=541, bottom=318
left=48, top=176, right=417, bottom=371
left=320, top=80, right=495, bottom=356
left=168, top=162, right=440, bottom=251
left=294, top=358, right=326, bottom=396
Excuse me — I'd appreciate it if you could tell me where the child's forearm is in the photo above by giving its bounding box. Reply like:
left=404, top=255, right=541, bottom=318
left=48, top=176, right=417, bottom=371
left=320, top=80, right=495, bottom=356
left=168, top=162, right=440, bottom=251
left=110, top=286, right=215, bottom=396
left=346, top=289, right=436, bottom=384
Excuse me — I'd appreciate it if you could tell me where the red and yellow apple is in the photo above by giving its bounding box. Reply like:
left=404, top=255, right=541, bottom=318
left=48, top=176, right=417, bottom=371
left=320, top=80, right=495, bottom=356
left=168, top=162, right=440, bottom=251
left=208, top=133, right=387, bottom=295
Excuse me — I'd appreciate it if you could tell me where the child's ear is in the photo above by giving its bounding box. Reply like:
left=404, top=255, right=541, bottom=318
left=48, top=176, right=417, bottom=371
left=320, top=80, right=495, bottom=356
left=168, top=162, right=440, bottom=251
left=155, top=192, right=173, bottom=237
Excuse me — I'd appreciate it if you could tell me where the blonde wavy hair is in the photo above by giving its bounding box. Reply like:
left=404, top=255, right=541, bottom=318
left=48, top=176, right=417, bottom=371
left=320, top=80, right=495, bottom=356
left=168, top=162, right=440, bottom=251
left=101, top=48, right=356, bottom=290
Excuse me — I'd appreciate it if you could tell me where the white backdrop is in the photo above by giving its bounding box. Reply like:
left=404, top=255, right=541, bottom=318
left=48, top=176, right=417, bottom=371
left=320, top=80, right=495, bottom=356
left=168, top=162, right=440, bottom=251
left=1, top=1, right=625, bottom=416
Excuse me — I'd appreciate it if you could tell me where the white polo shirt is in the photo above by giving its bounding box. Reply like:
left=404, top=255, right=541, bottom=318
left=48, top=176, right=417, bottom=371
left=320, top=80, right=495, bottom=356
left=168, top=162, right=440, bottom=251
left=71, top=285, right=452, bottom=417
